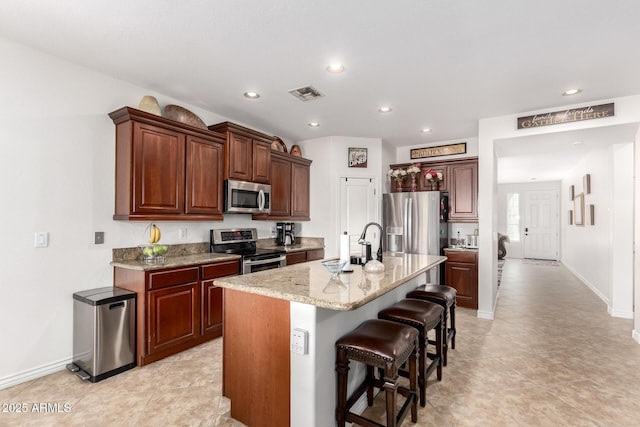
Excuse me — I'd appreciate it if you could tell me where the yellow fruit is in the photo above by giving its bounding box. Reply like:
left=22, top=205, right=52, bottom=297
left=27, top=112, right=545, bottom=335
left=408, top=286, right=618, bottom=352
left=148, top=224, right=158, bottom=243
left=154, top=225, right=161, bottom=243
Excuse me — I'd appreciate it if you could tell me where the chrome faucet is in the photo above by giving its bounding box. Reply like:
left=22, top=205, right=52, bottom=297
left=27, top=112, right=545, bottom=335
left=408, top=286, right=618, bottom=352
left=358, top=222, right=383, bottom=262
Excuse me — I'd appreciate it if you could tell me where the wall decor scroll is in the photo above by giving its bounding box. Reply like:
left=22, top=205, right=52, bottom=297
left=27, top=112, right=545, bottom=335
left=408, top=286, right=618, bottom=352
left=583, top=174, right=591, bottom=194
left=574, top=193, right=585, bottom=226
left=517, top=103, right=614, bottom=129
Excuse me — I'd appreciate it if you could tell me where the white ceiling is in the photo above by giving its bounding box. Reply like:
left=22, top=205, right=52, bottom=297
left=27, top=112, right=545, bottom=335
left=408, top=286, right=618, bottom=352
left=1, top=0, right=639, bottom=181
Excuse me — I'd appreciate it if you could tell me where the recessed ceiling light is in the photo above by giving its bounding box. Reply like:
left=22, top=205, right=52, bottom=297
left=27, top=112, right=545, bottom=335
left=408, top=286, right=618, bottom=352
left=308, top=122, right=320, bottom=127
left=326, top=63, right=344, bottom=73
left=421, top=128, right=432, bottom=133
left=562, top=89, right=582, bottom=96
left=531, top=178, right=537, bottom=181
left=572, top=140, right=583, bottom=145
left=243, top=91, right=260, bottom=99
left=378, top=106, right=392, bottom=113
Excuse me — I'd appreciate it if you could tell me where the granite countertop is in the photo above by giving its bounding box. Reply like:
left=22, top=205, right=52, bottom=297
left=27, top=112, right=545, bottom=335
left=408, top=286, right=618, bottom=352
left=444, top=247, right=478, bottom=252
left=111, top=252, right=241, bottom=271
left=256, top=237, right=324, bottom=253
left=214, top=253, right=447, bottom=311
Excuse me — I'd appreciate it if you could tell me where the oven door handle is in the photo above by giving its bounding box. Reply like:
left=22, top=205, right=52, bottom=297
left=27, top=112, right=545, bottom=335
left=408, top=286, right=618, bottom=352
left=244, top=255, right=287, bottom=266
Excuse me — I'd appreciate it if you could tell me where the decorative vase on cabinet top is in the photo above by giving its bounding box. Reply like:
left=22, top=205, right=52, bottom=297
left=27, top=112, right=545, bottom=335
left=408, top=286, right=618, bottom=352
left=138, top=95, right=161, bottom=116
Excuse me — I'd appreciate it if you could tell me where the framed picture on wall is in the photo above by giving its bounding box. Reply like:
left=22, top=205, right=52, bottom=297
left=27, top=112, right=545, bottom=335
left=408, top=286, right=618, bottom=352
left=570, top=185, right=575, bottom=201
left=574, top=193, right=585, bottom=226
left=348, top=147, right=368, bottom=168
left=583, top=174, right=591, bottom=194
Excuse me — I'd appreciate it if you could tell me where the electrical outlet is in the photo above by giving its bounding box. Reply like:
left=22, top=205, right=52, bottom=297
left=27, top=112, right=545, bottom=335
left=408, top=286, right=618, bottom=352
left=291, top=328, right=308, bottom=355
left=271, top=225, right=276, bottom=237
left=178, top=228, right=187, bottom=240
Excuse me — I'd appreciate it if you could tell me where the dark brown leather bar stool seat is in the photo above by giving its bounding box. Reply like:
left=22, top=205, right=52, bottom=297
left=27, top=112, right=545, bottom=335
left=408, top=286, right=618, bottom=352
left=378, top=299, right=444, bottom=407
left=406, top=284, right=457, bottom=366
left=336, top=319, right=419, bottom=427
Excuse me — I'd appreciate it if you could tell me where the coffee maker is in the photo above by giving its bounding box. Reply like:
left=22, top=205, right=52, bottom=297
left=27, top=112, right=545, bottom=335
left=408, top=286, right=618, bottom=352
left=275, top=222, right=296, bottom=246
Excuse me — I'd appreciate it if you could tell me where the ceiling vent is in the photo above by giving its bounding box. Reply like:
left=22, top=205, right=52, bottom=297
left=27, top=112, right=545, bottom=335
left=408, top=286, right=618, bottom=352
left=288, top=85, right=324, bottom=101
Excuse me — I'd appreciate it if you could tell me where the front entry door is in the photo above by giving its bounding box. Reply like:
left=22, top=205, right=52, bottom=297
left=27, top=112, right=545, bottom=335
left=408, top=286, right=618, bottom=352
left=523, top=190, right=559, bottom=260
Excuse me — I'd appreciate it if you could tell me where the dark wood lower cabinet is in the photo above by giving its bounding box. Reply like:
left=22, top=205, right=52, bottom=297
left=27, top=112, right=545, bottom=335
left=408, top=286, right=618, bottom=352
left=444, top=249, right=478, bottom=309
left=286, top=248, right=325, bottom=266
left=114, top=259, right=240, bottom=366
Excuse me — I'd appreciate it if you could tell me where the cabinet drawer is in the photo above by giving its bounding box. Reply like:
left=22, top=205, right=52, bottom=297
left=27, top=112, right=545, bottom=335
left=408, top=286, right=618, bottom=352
left=286, top=251, right=307, bottom=265
left=201, top=260, right=240, bottom=280
left=306, top=248, right=324, bottom=262
left=148, top=267, right=199, bottom=290
left=445, top=250, right=477, bottom=264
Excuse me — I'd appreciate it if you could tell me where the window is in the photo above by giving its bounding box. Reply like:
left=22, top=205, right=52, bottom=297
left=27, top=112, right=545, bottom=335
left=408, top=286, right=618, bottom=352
left=506, top=193, right=520, bottom=242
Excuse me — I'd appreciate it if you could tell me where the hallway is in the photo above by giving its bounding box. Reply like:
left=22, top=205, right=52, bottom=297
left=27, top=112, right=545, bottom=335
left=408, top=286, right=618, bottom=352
left=1, top=260, right=640, bottom=426
left=364, top=259, right=640, bottom=426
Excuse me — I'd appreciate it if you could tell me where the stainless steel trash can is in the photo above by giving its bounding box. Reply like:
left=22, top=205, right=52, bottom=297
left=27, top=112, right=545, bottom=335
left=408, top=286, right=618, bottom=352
left=67, top=286, right=136, bottom=382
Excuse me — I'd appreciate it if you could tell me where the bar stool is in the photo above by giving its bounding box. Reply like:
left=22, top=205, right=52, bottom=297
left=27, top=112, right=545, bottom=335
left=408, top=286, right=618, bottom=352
left=407, top=284, right=457, bottom=366
left=335, top=319, right=418, bottom=427
left=378, top=299, right=444, bottom=407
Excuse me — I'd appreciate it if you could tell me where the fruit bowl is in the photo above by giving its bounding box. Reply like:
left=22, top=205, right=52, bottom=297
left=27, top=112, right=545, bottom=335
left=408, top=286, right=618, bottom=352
left=139, top=243, right=168, bottom=263
left=321, top=260, right=348, bottom=279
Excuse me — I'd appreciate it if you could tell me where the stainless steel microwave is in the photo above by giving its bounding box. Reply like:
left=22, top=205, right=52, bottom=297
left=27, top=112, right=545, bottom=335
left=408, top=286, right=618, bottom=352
left=224, top=180, right=271, bottom=214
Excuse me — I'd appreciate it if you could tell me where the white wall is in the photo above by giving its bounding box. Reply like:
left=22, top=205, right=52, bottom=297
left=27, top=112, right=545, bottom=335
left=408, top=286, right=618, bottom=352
left=561, top=148, right=613, bottom=302
left=0, top=37, right=308, bottom=387
left=298, top=136, right=384, bottom=258
left=497, top=181, right=562, bottom=259
left=479, top=94, right=640, bottom=328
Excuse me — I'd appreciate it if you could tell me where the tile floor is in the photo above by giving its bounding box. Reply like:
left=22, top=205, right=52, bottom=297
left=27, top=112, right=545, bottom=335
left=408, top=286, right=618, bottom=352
left=1, top=259, right=639, bottom=426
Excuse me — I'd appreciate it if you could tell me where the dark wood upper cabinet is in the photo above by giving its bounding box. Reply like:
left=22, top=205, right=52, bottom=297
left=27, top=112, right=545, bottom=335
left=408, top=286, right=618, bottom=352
left=448, top=160, right=478, bottom=222
left=208, top=122, right=272, bottom=184
left=256, top=151, right=311, bottom=221
left=185, top=135, right=224, bottom=216
left=110, top=107, right=225, bottom=221
left=391, top=157, right=478, bottom=222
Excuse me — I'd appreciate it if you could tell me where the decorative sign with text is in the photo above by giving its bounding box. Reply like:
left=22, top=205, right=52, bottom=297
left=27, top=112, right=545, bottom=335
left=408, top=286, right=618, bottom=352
left=348, top=147, right=368, bottom=168
left=517, top=103, right=614, bottom=129
left=410, top=142, right=467, bottom=160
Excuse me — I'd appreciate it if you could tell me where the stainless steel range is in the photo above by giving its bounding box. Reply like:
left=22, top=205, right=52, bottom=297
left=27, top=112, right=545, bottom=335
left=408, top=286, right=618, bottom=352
left=210, top=228, right=286, bottom=275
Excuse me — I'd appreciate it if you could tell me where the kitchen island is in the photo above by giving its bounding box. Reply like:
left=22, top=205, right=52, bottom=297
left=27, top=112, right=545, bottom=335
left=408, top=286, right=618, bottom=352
left=214, top=252, right=446, bottom=427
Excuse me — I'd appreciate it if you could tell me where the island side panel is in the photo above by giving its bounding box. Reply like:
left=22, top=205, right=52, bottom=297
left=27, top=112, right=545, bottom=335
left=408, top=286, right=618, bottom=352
left=223, top=288, right=291, bottom=427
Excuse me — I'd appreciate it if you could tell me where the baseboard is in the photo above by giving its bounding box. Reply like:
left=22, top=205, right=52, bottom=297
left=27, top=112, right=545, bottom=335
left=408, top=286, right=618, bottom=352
left=608, top=307, right=634, bottom=319
left=477, top=310, right=494, bottom=320
left=561, top=262, right=610, bottom=305
left=0, top=356, right=72, bottom=390
left=633, top=330, right=640, bottom=344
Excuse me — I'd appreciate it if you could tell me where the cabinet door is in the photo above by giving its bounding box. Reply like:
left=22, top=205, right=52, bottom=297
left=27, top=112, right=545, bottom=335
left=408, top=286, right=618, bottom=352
left=148, top=282, right=199, bottom=354
left=201, top=260, right=240, bottom=338
left=269, top=155, right=292, bottom=217
left=448, top=160, right=478, bottom=222
left=419, top=163, right=449, bottom=192
left=201, top=280, right=223, bottom=338
left=444, top=261, right=477, bottom=309
left=290, top=161, right=310, bottom=219
left=252, top=140, right=271, bottom=183
left=185, top=136, right=224, bottom=216
left=133, top=122, right=185, bottom=214
left=306, top=248, right=324, bottom=262
left=227, top=132, right=252, bottom=181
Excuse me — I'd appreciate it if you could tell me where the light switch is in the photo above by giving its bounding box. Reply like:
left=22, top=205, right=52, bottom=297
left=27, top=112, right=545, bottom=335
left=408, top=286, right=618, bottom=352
left=291, top=328, right=308, bottom=355
left=94, top=231, right=105, bottom=244
left=35, top=232, right=49, bottom=248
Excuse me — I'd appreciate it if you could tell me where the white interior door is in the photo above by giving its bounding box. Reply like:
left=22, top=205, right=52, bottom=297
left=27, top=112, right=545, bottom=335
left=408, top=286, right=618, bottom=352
left=340, top=177, right=378, bottom=257
left=523, top=190, right=559, bottom=260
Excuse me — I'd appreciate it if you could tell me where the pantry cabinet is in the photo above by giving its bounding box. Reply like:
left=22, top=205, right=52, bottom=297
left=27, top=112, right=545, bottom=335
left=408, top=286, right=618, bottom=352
left=109, top=107, right=226, bottom=221
left=207, top=121, right=272, bottom=184
left=114, top=259, right=240, bottom=366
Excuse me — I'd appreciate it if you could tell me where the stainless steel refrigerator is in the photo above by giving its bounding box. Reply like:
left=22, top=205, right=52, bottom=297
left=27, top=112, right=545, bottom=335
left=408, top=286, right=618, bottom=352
left=383, top=191, right=448, bottom=281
